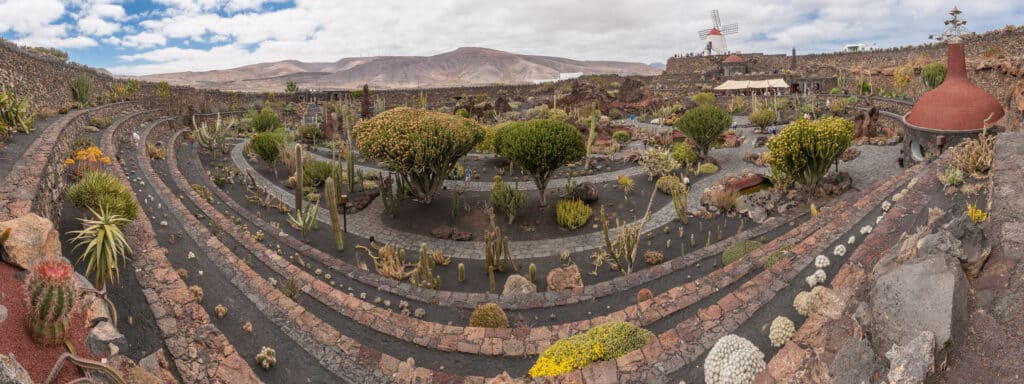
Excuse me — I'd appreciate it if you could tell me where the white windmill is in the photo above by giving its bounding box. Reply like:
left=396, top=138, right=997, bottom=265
left=698, top=10, right=739, bottom=55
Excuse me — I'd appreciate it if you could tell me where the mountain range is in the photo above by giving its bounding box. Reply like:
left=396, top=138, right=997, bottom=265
left=138, top=47, right=662, bottom=91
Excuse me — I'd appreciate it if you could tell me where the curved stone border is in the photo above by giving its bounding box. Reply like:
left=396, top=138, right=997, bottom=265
left=101, top=111, right=260, bottom=383
left=305, top=146, right=646, bottom=192
left=232, top=139, right=715, bottom=260
left=166, top=126, right=839, bottom=358
left=548, top=159, right=927, bottom=382
left=150, top=125, right=478, bottom=382
left=202, top=138, right=799, bottom=311
left=758, top=146, right=952, bottom=382
left=0, top=102, right=134, bottom=222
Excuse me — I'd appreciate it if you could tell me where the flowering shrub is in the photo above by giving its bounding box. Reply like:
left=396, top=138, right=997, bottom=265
left=529, top=321, right=653, bottom=377
left=355, top=107, right=484, bottom=204
left=65, top=145, right=111, bottom=180
left=767, top=117, right=854, bottom=192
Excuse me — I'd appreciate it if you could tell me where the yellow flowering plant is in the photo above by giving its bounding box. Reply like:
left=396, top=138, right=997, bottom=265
left=529, top=321, right=654, bottom=377
left=66, top=145, right=112, bottom=180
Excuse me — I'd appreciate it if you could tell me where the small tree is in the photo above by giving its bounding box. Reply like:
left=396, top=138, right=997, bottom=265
left=495, top=119, right=585, bottom=206
left=355, top=107, right=483, bottom=204
left=691, top=92, right=717, bottom=106
left=921, top=62, right=947, bottom=90
left=767, top=116, right=854, bottom=193
left=250, top=132, right=283, bottom=176
left=893, top=63, right=914, bottom=96
left=285, top=81, right=299, bottom=93
left=674, top=104, right=732, bottom=159
left=748, top=107, right=777, bottom=131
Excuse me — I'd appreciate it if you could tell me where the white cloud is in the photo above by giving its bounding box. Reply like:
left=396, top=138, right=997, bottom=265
left=76, top=1, right=127, bottom=36
left=121, top=32, right=168, bottom=48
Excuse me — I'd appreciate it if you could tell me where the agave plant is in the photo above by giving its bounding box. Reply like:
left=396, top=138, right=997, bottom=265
left=69, top=206, right=132, bottom=290
left=0, top=88, right=35, bottom=135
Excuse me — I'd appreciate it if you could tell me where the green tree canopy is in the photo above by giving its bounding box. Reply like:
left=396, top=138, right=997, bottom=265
left=674, top=104, right=732, bottom=158
left=495, top=119, right=585, bottom=205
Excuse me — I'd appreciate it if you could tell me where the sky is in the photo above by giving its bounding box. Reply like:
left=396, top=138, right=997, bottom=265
left=1, top=1, right=1021, bottom=76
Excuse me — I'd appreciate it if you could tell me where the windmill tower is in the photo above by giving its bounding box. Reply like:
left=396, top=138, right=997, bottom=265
left=698, top=10, right=738, bottom=55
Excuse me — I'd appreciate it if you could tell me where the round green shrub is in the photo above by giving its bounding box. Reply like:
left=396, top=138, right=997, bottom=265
left=249, top=131, right=283, bottom=167
left=66, top=171, right=138, bottom=224
left=698, top=163, right=719, bottom=174
left=251, top=106, right=281, bottom=132
left=674, top=105, right=732, bottom=158
left=455, top=108, right=471, bottom=118
left=476, top=122, right=510, bottom=153
left=612, top=131, right=631, bottom=144
left=302, top=160, right=333, bottom=187
left=748, top=108, right=778, bottom=130
left=529, top=321, right=654, bottom=377
left=691, top=92, right=717, bottom=106
left=671, top=142, right=697, bottom=167
left=655, top=175, right=680, bottom=195
left=767, top=116, right=854, bottom=190
left=355, top=107, right=484, bottom=204
left=723, top=240, right=763, bottom=265
left=495, top=119, right=585, bottom=206
left=469, top=303, right=508, bottom=328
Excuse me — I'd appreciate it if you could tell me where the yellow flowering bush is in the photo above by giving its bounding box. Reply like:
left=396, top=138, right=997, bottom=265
left=66, top=145, right=112, bottom=179
left=529, top=321, right=654, bottom=377
left=355, top=107, right=483, bottom=204
left=767, top=116, right=854, bottom=192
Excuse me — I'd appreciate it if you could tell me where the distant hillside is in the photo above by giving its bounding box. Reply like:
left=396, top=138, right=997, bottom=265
left=138, top=47, right=663, bottom=91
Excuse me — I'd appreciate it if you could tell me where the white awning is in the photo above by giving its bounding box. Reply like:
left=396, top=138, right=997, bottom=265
left=714, top=78, right=789, bottom=91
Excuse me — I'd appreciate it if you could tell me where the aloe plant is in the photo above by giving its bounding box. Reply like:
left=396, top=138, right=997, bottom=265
left=0, top=88, right=35, bottom=134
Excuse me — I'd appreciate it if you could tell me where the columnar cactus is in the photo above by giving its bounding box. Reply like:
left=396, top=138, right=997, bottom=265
left=294, top=144, right=303, bottom=211
left=325, top=177, right=344, bottom=251
left=704, top=334, right=766, bottom=384
left=26, top=259, right=78, bottom=345
left=458, top=263, right=465, bottom=283
left=484, top=224, right=512, bottom=274
left=529, top=263, right=536, bottom=283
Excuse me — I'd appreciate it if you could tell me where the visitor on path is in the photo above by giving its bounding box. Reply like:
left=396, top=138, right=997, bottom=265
left=132, top=131, right=140, bottom=145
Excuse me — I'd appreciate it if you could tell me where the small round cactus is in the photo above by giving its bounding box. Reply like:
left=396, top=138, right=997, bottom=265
left=644, top=250, right=665, bottom=265
left=469, top=303, right=508, bottom=328
left=189, top=285, right=204, bottom=303
left=636, top=288, right=654, bottom=303
left=26, top=259, right=78, bottom=345
left=704, top=334, right=766, bottom=384
left=242, top=321, right=253, bottom=333
left=176, top=268, right=188, bottom=280
left=256, top=346, right=277, bottom=369
left=769, top=316, right=795, bottom=347
left=814, top=255, right=830, bottom=269
left=214, top=304, right=228, bottom=319
left=833, top=244, right=847, bottom=257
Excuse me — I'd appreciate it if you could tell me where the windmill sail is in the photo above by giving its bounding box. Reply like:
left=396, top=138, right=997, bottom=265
left=721, top=23, right=739, bottom=34
left=711, top=10, right=721, bottom=28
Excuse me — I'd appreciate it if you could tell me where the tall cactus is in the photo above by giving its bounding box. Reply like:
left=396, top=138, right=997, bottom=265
left=325, top=177, right=344, bottom=252
left=484, top=222, right=513, bottom=274
left=294, top=144, right=303, bottom=212
left=26, top=259, right=78, bottom=345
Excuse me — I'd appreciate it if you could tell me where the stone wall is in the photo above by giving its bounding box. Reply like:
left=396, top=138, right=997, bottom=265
left=0, top=39, right=117, bottom=113
left=0, top=102, right=139, bottom=223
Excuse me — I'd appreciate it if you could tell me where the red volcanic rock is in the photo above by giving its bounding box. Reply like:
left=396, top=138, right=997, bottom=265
left=726, top=173, right=766, bottom=195
left=906, top=43, right=1005, bottom=131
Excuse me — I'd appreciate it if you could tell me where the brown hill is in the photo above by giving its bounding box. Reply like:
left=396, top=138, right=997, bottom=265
left=137, top=47, right=662, bottom=91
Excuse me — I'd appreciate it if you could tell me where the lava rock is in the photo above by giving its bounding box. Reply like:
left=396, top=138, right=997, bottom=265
left=87, top=321, right=127, bottom=356
left=885, top=331, right=936, bottom=384
left=0, top=214, right=61, bottom=270
left=0, top=305, right=6, bottom=324
left=430, top=225, right=473, bottom=241
left=916, top=230, right=963, bottom=263
left=942, top=216, right=992, bottom=278
left=830, top=338, right=884, bottom=384
left=868, top=249, right=969, bottom=360
left=546, top=264, right=583, bottom=291
left=501, top=274, right=537, bottom=295
left=567, top=182, right=599, bottom=204
left=0, top=353, right=32, bottom=384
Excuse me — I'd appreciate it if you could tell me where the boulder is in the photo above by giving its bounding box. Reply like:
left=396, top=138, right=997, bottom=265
left=0, top=214, right=61, bottom=270
left=87, top=321, right=127, bottom=356
left=430, top=225, right=473, bottom=241
left=502, top=274, right=537, bottom=295
left=546, top=264, right=583, bottom=291
left=0, top=353, right=32, bottom=384
left=915, top=230, right=962, bottom=262
left=567, top=182, right=599, bottom=204
left=885, top=331, right=936, bottom=384
left=138, top=349, right=180, bottom=384
left=942, top=216, right=992, bottom=278
left=830, top=338, right=885, bottom=384
left=868, top=249, right=969, bottom=360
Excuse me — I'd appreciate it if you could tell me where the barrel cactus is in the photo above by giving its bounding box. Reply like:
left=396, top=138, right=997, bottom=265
left=769, top=316, right=795, bottom=347
left=704, top=334, right=766, bottom=384
left=26, top=259, right=79, bottom=345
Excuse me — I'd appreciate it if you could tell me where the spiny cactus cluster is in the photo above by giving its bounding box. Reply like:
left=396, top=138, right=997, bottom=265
left=26, top=259, right=78, bottom=345
left=769, top=316, right=795, bottom=347
left=704, top=334, right=766, bottom=384
left=469, top=303, right=509, bottom=328
left=256, top=346, right=277, bottom=369
left=814, top=255, right=830, bottom=269
left=805, top=269, right=827, bottom=288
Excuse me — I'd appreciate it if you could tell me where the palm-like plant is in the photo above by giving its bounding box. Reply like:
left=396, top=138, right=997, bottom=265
left=69, top=206, right=132, bottom=290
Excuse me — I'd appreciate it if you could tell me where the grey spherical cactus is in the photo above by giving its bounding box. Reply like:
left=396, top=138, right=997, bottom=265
left=704, top=334, right=766, bottom=384
left=814, top=255, right=830, bottom=269
left=769, top=316, right=795, bottom=347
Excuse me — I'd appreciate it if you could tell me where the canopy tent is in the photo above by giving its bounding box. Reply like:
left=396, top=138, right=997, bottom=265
left=713, top=78, right=789, bottom=91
